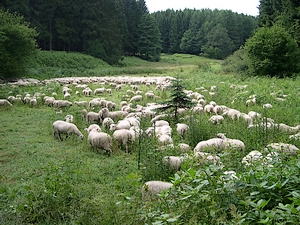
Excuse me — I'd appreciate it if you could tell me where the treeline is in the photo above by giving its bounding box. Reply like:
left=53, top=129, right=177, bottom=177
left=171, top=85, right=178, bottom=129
left=258, top=0, right=300, bottom=44
left=0, top=0, right=257, bottom=64
left=153, top=9, right=257, bottom=59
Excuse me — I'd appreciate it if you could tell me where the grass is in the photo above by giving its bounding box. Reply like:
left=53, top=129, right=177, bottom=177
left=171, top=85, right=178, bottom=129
left=1, top=52, right=300, bottom=224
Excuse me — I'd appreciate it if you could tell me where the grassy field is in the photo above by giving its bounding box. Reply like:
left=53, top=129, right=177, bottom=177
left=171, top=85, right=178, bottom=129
left=1, top=52, right=300, bottom=224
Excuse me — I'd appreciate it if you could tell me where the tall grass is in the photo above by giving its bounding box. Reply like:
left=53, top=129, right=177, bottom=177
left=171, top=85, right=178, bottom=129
left=1, top=52, right=300, bottom=224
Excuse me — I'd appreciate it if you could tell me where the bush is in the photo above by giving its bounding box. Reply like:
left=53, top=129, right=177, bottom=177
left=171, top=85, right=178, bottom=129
left=244, top=25, right=300, bottom=78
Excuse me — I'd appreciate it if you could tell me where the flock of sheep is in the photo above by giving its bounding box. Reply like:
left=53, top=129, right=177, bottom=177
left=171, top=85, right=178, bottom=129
left=1, top=75, right=299, bottom=200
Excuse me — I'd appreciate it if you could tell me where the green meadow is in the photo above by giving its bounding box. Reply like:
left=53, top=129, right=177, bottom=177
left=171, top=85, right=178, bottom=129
left=1, top=52, right=300, bottom=224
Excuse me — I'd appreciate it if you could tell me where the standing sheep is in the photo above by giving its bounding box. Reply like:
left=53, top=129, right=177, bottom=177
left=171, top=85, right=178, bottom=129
left=87, top=129, right=112, bottom=155
left=113, top=129, right=134, bottom=153
left=53, top=120, right=84, bottom=141
left=142, top=181, right=173, bottom=201
left=176, top=123, right=189, bottom=138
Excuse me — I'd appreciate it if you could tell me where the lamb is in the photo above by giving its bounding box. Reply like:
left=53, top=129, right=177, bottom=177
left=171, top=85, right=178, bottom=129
left=0, top=99, right=13, bottom=107
left=113, top=129, right=134, bottom=153
left=176, top=123, right=189, bottom=138
left=53, top=100, right=72, bottom=109
left=53, top=120, right=84, bottom=141
left=87, top=129, right=112, bottom=155
left=142, top=181, right=173, bottom=201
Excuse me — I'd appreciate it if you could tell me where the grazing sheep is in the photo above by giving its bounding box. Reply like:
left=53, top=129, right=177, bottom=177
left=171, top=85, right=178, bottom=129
left=87, top=129, right=112, bottom=155
left=217, top=133, right=245, bottom=151
left=209, top=115, right=224, bottom=124
left=99, top=108, right=128, bottom=120
left=142, top=181, right=173, bottom=201
left=94, top=87, right=105, bottom=95
left=194, top=138, right=225, bottom=153
left=44, top=96, right=55, bottom=106
left=53, top=100, right=72, bottom=109
left=178, top=143, right=191, bottom=152
left=263, top=103, right=273, bottom=109
left=176, top=123, right=189, bottom=138
left=155, top=125, right=172, bottom=136
left=85, top=124, right=101, bottom=133
left=242, top=150, right=263, bottom=166
left=102, top=117, right=115, bottom=129
left=129, top=95, right=143, bottom=103
left=74, top=101, right=88, bottom=107
left=265, top=142, right=299, bottom=155
left=83, top=88, right=92, bottom=96
left=162, top=156, right=185, bottom=171
left=29, top=98, right=37, bottom=107
left=106, top=101, right=116, bottom=110
left=0, top=99, right=13, bottom=107
left=153, top=120, right=169, bottom=127
left=110, top=120, right=131, bottom=131
left=89, top=98, right=102, bottom=109
left=194, top=152, right=221, bottom=165
left=113, top=129, right=134, bottom=153
left=87, top=111, right=101, bottom=123
left=53, top=120, right=84, bottom=141
left=64, top=92, right=71, bottom=99
left=222, top=108, right=241, bottom=120
left=157, top=134, right=173, bottom=146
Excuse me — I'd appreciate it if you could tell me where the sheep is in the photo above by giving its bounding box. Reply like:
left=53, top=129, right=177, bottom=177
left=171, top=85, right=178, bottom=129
left=209, top=115, right=224, bottom=124
left=0, top=99, right=13, bottom=107
left=44, top=96, right=55, bottom=106
left=29, top=98, right=37, bottom=107
left=194, top=152, right=221, bottom=165
left=178, top=143, right=191, bottom=152
left=222, top=108, right=241, bottom=120
left=142, top=181, right=173, bottom=201
left=86, top=111, right=101, bottom=124
left=265, top=142, right=299, bottom=155
left=53, top=100, right=72, bottom=109
left=204, top=104, right=214, bottom=113
left=53, top=120, right=84, bottom=141
left=129, top=95, right=143, bottom=103
left=242, top=150, right=263, bottom=166
left=64, top=92, right=71, bottom=99
left=217, top=133, right=245, bottom=151
left=153, top=120, right=169, bottom=127
left=263, top=103, right=273, bottom=109
left=87, top=129, right=112, bottom=155
left=65, top=114, right=74, bottom=123
left=85, top=124, right=101, bottom=133
left=194, top=138, right=225, bottom=153
left=74, top=101, right=88, bottom=107
left=89, top=98, right=103, bottom=109
left=82, top=88, right=92, bottom=96
left=106, top=101, right=116, bottom=111
left=155, top=125, right=172, bottom=136
left=99, top=108, right=128, bottom=120
left=162, top=156, right=185, bottom=171
left=94, top=87, right=105, bottom=95
left=157, top=134, right=173, bottom=146
left=176, top=123, right=189, bottom=138
left=113, top=129, right=134, bottom=153
left=102, top=117, right=115, bottom=129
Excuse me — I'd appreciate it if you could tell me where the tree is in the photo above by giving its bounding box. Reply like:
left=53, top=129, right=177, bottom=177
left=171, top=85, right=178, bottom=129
left=244, top=25, right=300, bottom=77
left=0, top=9, right=38, bottom=79
left=137, top=14, right=162, bottom=61
left=155, top=75, right=196, bottom=123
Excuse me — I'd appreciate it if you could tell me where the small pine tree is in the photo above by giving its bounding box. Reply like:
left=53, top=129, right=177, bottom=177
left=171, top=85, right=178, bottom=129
left=155, top=75, right=196, bottom=122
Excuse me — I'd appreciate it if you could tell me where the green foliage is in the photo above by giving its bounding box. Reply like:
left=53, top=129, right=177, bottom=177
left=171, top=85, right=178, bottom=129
left=155, top=75, right=196, bottom=122
left=0, top=9, right=38, bottom=79
left=244, top=25, right=300, bottom=77
left=222, top=48, right=248, bottom=74
left=137, top=14, right=162, bottom=61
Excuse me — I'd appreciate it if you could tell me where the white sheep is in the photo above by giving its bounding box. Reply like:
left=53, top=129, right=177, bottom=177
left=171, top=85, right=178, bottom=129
left=82, top=88, right=92, bottom=96
left=194, top=138, right=225, bottom=153
left=263, top=103, right=273, bottom=109
left=142, top=181, right=173, bottom=201
left=53, top=100, right=72, bottom=109
left=87, top=129, right=112, bottom=155
left=153, top=120, right=169, bottom=127
left=65, top=114, right=74, bottom=123
left=85, top=124, right=101, bottom=133
left=194, top=152, right=221, bottom=165
left=99, top=108, right=128, bottom=120
left=44, top=96, right=55, bottom=106
left=29, top=98, right=37, bottom=107
left=178, top=143, right=191, bottom=152
left=64, top=92, right=71, bottom=99
left=242, top=150, right=263, bottom=166
left=86, top=111, right=101, bottom=124
left=222, top=108, right=241, bottom=120
left=162, top=156, right=185, bottom=171
left=94, top=87, right=105, bottom=95
left=53, top=120, right=84, bottom=141
left=74, top=101, right=88, bottom=107
left=102, top=117, right=115, bottom=129
left=0, top=99, right=13, bottom=107
left=265, top=142, right=299, bottom=155
left=157, top=134, right=173, bottom=146
left=113, top=129, right=134, bottom=153
left=129, top=95, right=143, bottom=103
left=209, top=115, right=224, bottom=124
left=217, top=133, right=245, bottom=151
left=176, top=123, right=189, bottom=138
